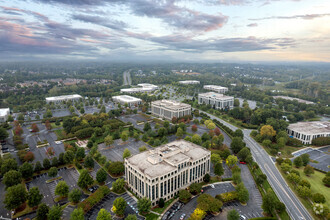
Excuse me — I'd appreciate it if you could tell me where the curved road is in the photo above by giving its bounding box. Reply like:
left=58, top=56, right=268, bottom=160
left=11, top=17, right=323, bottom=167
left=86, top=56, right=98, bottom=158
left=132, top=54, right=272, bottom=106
left=123, top=70, right=132, bottom=86
left=197, top=109, right=312, bottom=220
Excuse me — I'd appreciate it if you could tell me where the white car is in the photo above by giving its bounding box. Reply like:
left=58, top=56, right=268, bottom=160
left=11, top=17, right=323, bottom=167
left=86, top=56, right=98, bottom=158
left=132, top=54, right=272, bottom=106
left=180, top=213, right=186, bottom=220
left=211, top=184, right=215, bottom=189
left=240, top=215, right=246, bottom=220
left=55, top=141, right=62, bottom=144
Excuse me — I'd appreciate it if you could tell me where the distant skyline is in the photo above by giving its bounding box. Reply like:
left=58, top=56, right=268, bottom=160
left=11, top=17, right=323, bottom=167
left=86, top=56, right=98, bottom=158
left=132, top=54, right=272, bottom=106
left=1, top=0, right=330, bottom=62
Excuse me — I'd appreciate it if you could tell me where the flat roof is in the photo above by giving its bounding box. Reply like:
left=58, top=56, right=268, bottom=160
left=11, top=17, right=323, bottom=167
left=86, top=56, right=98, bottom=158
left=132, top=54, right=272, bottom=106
left=204, top=85, right=228, bottom=90
left=0, top=108, right=10, bottom=117
left=179, top=80, right=200, bottom=83
left=137, top=83, right=158, bottom=88
left=199, top=92, right=233, bottom=100
left=126, top=140, right=210, bottom=178
left=113, top=95, right=142, bottom=102
left=152, top=100, right=191, bottom=110
left=288, top=121, right=330, bottom=134
left=46, top=94, right=82, bottom=101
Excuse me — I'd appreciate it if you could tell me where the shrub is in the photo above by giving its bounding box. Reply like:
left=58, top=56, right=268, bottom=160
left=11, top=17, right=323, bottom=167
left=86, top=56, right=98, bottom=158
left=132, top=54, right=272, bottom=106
left=77, top=186, right=110, bottom=213
left=215, top=191, right=238, bottom=203
left=108, top=162, right=124, bottom=176
left=311, top=137, right=330, bottom=146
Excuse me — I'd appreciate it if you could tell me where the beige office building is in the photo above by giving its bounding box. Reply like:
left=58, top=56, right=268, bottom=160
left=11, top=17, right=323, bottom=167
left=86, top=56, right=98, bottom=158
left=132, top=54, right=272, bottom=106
left=151, top=100, right=191, bottom=120
left=198, top=92, right=234, bottom=110
left=203, top=85, right=228, bottom=94
left=125, top=140, right=211, bottom=206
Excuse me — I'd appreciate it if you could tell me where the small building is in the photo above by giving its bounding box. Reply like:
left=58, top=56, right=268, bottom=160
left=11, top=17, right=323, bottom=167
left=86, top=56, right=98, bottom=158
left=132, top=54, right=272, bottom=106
left=178, top=80, right=200, bottom=85
left=0, top=108, right=10, bottom=122
left=203, top=85, right=228, bottom=94
left=120, top=83, right=158, bottom=94
left=198, top=92, right=234, bottom=110
left=112, top=95, right=142, bottom=107
left=151, top=100, right=191, bottom=120
left=46, top=94, right=82, bottom=104
left=287, top=121, right=330, bottom=145
left=125, top=140, right=211, bottom=206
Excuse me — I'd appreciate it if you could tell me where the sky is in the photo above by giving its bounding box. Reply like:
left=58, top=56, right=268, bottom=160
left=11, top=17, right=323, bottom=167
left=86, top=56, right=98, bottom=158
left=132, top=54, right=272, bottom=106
left=0, top=0, right=330, bottom=62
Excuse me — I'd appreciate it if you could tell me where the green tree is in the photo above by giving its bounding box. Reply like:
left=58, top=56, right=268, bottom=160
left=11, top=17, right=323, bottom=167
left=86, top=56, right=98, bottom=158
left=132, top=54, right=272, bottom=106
left=113, top=197, right=126, bottom=217
left=312, top=193, right=326, bottom=203
left=232, top=172, right=242, bottom=185
left=143, top=122, right=151, bottom=132
left=55, top=181, right=69, bottom=197
left=78, top=169, right=93, bottom=189
left=280, top=163, right=291, bottom=172
left=96, top=168, right=107, bottom=184
left=260, top=125, right=276, bottom=139
left=0, top=127, right=9, bottom=141
left=230, top=137, right=245, bottom=154
left=96, top=208, right=112, bottom=220
left=70, top=208, right=84, bottom=220
left=48, top=167, right=58, bottom=177
left=34, top=161, right=43, bottom=173
left=3, top=170, right=22, bottom=188
left=28, top=187, right=43, bottom=207
left=43, top=158, right=51, bottom=170
left=297, top=185, right=311, bottom=198
left=52, top=157, right=58, bottom=167
left=75, top=147, right=85, bottom=161
left=233, top=129, right=244, bottom=138
left=176, top=127, right=184, bottom=139
left=214, top=162, right=224, bottom=176
left=125, top=214, right=137, bottom=220
left=211, top=153, right=221, bottom=165
left=226, top=155, right=238, bottom=167
left=123, top=148, right=131, bottom=159
left=207, top=123, right=216, bottom=130
left=47, top=205, right=62, bottom=220
left=256, top=174, right=267, bottom=185
left=104, top=135, right=114, bottom=146
left=301, top=153, right=310, bottom=166
left=158, top=198, right=165, bottom=208
left=179, top=190, right=192, bottom=203
left=304, top=165, right=314, bottom=176
left=197, top=193, right=223, bottom=213
left=203, top=173, right=210, bottom=183
left=37, top=203, right=49, bottom=220
left=112, top=178, right=125, bottom=193
left=227, top=209, right=240, bottom=220
left=121, top=131, right=129, bottom=142
left=262, top=189, right=276, bottom=214
left=189, top=183, right=202, bottom=195
left=236, top=183, right=249, bottom=204
left=1, top=158, right=18, bottom=174
left=19, top=162, right=34, bottom=179
left=84, top=155, right=95, bottom=169
left=64, top=151, right=75, bottom=164
left=237, top=147, right=250, bottom=162
left=293, top=157, right=303, bottom=168
left=191, top=134, right=202, bottom=145
left=137, top=197, right=151, bottom=214
left=68, top=189, right=82, bottom=203
left=4, top=184, right=27, bottom=210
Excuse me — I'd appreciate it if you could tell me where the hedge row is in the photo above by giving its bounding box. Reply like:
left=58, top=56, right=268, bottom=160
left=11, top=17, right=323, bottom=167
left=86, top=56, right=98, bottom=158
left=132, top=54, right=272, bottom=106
left=311, top=137, right=330, bottom=146
left=215, top=191, right=238, bottom=203
left=78, top=185, right=111, bottom=213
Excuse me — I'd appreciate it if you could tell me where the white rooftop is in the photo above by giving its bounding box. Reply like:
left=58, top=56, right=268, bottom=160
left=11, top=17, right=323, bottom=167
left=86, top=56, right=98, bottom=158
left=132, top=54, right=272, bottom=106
left=288, top=121, right=330, bottom=134
left=46, top=94, right=82, bottom=101
left=113, top=95, right=142, bottom=102
left=204, top=85, right=228, bottom=90
left=0, top=108, right=10, bottom=117
left=179, top=80, right=200, bottom=84
left=199, top=92, right=233, bottom=100
left=152, top=100, right=191, bottom=110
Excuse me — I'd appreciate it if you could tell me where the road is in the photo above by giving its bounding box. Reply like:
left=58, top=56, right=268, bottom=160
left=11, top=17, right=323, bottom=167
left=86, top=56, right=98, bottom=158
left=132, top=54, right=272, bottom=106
left=123, top=70, right=132, bottom=86
left=198, top=109, right=312, bottom=220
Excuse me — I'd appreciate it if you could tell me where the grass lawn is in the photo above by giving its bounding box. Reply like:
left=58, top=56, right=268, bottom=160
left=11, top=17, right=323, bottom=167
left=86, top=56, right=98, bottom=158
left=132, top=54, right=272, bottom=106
left=152, top=198, right=174, bottom=214
left=54, top=129, right=67, bottom=140
left=50, top=122, right=63, bottom=128
left=142, top=212, right=160, bottom=220
left=279, top=145, right=305, bottom=158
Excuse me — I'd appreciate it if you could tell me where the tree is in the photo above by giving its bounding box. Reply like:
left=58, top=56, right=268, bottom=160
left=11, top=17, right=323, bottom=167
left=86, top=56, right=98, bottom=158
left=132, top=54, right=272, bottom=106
left=214, top=127, right=221, bottom=136
left=43, top=158, right=51, bottom=170
left=4, top=184, right=28, bottom=210
left=233, top=129, right=244, bottom=138
left=230, top=137, right=245, bottom=154
left=189, top=183, right=202, bottom=195
left=0, top=127, right=9, bottom=141
left=203, top=173, right=210, bottom=183
left=1, top=158, right=18, bottom=174
left=158, top=198, right=165, bottom=208
left=236, top=183, right=249, bottom=204
left=275, top=201, right=286, bottom=213
left=96, top=208, right=112, bottom=220
left=19, top=162, right=34, bottom=179
left=125, top=214, right=137, bottom=220
left=143, top=122, right=151, bottom=132
left=45, top=120, right=52, bottom=130
left=280, top=162, right=291, bottom=172
left=312, top=193, right=326, bottom=203
left=84, top=155, right=94, bottom=169
left=55, top=181, right=69, bottom=197
left=34, top=161, right=43, bottom=173
left=121, top=131, right=128, bottom=142
left=297, top=185, right=311, bottom=198
left=104, top=135, right=114, bottom=146
left=197, top=194, right=223, bottom=213
left=322, top=172, right=330, bottom=187
left=301, top=154, right=310, bottom=166
left=108, top=161, right=125, bottom=176
left=260, top=125, right=276, bottom=139
left=112, top=178, right=125, bottom=193
left=28, top=187, right=43, bottom=207
left=137, top=197, right=151, bottom=214
left=75, top=147, right=85, bottom=161
left=227, top=209, right=240, bottom=220
left=113, top=197, right=126, bottom=217
left=304, top=165, right=314, bottom=176
left=237, top=147, right=250, bottom=162
left=256, top=174, right=267, bottom=185
left=191, top=134, right=202, bottom=145
left=192, top=124, right=198, bottom=132
left=64, top=151, right=75, bottom=164
left=293, top=156, right=303, bottom=168
left=47, top=205, right=62, bottom=220
left=139, top=146, right=147, bottom=152
left=31, top=123, right=39, bottom=132
left=211, top=153, right=221, bottom=165
left=3, top=170, right=22, bottom=188
left=78, top=169, right=93, bottom=189
left=48, top=167, right=58, bottom=177
left=189, top=208, right=206, bottom=220
left=37, top=203, right=49, bottom=220
left=52, top=157, right=58, bottom=167
left=232, top=172, right=241, bottom=185
left=207, top=123, right=216, bottom=130
left=176, top=127, right=184, bottom=139
left=214, top=162, right=224, bottom=176
left=179, top=190, right=192, bottom=203
left=68, top=189, right=82, bottom=204
left=70, top=208, right=84, bottom=220
left=134, top=132, right=140, bottom=141
left=123, top=148, right=131, bottom=159
left=262, top=189, right=276, bottom=214
left=96, top=168, right=107, bottom=184
left=226, top=155, right=238, bottom=167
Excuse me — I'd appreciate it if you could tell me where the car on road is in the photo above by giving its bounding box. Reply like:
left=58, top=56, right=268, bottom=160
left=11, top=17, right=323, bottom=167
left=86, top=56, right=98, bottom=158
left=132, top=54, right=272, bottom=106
left=240, top=215, right=246, bottom=220
left=239, top=161, right=246, bottom=164
left=180, top=213, right=186, bottom=220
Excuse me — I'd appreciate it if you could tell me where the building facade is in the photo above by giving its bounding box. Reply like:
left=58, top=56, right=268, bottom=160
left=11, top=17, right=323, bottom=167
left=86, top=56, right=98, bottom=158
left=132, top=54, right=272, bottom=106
left=0, top=108, right=10, bottom=122
left=125, top=140, right=211, bottom=206
left=46, top=94, right=82, bottom=104
left=198, top=92, right=234, bottom=110
left=112, top=95, right=142, bottom=107
left=287, top=121, right=330, bottom=145
left=203, top=85, right=228, bottom=94
left=120, top=83, right=158, bottom=94
left=178, top=80, right=200, bottom=85
left=151, top=100, right=191, bottom=120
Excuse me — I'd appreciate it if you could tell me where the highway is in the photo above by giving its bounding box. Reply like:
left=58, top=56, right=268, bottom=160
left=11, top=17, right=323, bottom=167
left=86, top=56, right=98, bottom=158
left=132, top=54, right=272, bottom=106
left=197, top=109, right=312, bottom=220
left=123, top=70, right=132, bottom=86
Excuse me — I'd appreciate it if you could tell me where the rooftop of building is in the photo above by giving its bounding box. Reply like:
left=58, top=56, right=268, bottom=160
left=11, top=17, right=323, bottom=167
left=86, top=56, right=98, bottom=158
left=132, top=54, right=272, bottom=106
left=0, top=108, right=10, bottom=117
left=198, top=92, right=233, bottom=99
left=178, top=80, right=200, bottom=83
left=112, top=95, right=142, bottom=102
left=288, top=121, right=330, bottom=134
left=46, top=94, right=82, bottom=101
left=137, top=83, right=158, bottom=88
left=204, top=85, right=228, bottom=89
left=126, top=140, right=210, bottom=178
left=151, top=100, right=191, bottom=110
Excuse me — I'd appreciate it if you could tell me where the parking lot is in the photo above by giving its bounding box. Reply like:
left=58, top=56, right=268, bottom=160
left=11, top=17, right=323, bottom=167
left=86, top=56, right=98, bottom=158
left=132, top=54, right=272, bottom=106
left=292, top=146, right=330, bottom=172
left=99, top=138, right=151, bottom=162
left=91, top=162, right=116, bottom=188
left=210, top=161, right=232, bottom=179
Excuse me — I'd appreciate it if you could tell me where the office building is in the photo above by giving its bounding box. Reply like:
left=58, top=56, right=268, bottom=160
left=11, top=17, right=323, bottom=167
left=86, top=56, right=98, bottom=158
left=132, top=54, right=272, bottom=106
left=125, top=140, right=211, bottom=206
left=46, top=94, right=82, bottom=104
left=198, top=92, right=234, bottom=110
left=178, top=80, right=200, bottom=85
left=112, top=95, right=142, bottom=107
left=151, top=100, right=191, bottom=120
left=120, top=83, right=158, bottom=94
left=0, top=108, right=10, bottom=122
left=203, top=85, right=228, bottom=94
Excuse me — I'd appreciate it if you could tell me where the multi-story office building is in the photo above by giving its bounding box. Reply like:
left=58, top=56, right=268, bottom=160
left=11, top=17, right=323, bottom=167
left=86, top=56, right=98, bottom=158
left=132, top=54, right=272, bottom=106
left=198, top=92, right=234, bottom=110
left=46, top=94, right=82, bottom=104
left=203, top=85, right=228, bottom=94
left=151, top=100, right=191, bottom=120
left=287, top=121, right=330, bottom=145
left=0, top=108, right=10, bottom=122
left=178, top=80, right=200, bottom=85
left=120, top=83, right=158, bottom=94
left=112, top=95, right=142, bottom=107
left=125, top=140, right=211, bottom=206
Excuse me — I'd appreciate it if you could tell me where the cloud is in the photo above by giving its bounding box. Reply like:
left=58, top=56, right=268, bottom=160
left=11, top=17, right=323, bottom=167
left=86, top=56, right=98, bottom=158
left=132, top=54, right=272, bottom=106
left=250, top=13, right=330, bottom=21
left=72, top=14, right=127, bottom=30
left=247, top=23, right=258, bottom=27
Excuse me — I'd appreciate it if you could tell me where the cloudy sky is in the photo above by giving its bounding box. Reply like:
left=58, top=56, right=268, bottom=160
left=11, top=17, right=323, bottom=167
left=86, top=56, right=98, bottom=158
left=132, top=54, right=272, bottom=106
left=1, top=0, right=330, bottom=62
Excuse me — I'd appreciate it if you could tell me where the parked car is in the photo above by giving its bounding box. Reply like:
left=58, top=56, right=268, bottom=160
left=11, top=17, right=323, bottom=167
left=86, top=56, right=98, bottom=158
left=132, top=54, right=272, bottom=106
left=211, top=184, right=215, bottom=188
left=240, top=215, right=247, bottom=220
left=239, top=161, right=246, bottom=164
left=180, top=213, right=186, bottom=220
